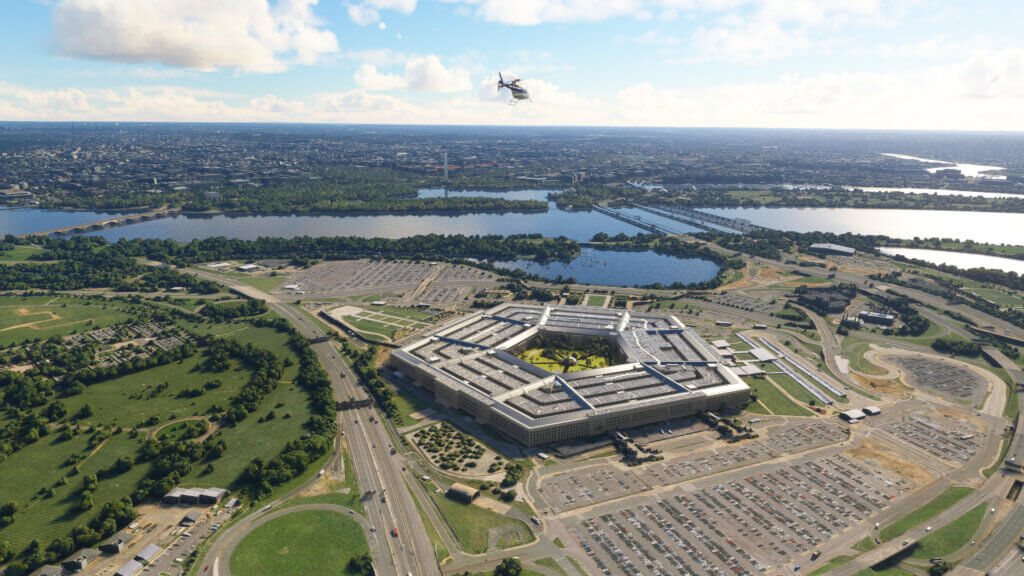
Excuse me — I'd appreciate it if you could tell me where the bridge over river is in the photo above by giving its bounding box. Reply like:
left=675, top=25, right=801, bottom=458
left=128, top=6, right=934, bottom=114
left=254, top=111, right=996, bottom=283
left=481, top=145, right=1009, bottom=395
left=19, top=207, right=180, bottom=237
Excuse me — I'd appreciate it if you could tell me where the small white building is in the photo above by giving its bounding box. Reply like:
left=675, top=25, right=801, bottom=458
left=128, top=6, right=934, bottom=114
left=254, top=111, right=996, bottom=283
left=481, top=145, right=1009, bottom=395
left=863, top=406, right=881, bottom=416
left=839, top=409, right=866, bottom=422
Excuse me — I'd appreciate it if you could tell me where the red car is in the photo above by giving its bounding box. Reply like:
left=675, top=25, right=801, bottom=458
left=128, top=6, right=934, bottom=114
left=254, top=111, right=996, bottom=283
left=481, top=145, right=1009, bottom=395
left=391, top=528, right=399, bottom=537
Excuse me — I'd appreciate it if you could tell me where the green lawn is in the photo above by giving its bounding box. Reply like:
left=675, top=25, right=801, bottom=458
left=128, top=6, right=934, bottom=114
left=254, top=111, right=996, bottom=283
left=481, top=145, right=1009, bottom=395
left=427, top=491, right=534, bottom=554
left=0, top=431, right=149, bottom=552
left=845, top=338, right=887, bottom=376
left=230, top=510, right=369, bottom=576
left=392, top=385, right=434, bottom=428
left=853, top=568, right=914, bottom=576
left=0, top=309, right=318, bottom=553
left=767, top=373, right=821, bottom=406
left=808, top=555, right=855, bottom=576
left=853, top=536, right=877, bottom=552
left=743, top=376, right=814, bottom=416
left=584, top=294, right=609, bottom=307
left=237, top=274, right=289, bottom=292
left=0, top=295, right=133, bottom=346
left=517, top=347, right=614, bottom=373
left=60, top=354, right=250, bottom=428
left=0, top=244, right=47, bottom=262
left=346, top=316, right=401, bottom=339
left=880, top=487, right=975, bottom=542
left=909, top=502, right=987, bottom=559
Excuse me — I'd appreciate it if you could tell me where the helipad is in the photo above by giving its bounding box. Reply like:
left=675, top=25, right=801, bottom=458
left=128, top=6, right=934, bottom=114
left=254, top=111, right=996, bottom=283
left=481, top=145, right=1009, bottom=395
left=392, top=303, right=749, bottom=446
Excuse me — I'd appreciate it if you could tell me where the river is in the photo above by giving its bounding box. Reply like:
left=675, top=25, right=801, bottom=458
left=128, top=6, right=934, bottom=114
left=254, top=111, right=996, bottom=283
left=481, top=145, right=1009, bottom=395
left=702, top=207, right=1024, bottom=245
left=878, top=247, right=1024, bottom=275
left=491, top=247, right=720, bottom=287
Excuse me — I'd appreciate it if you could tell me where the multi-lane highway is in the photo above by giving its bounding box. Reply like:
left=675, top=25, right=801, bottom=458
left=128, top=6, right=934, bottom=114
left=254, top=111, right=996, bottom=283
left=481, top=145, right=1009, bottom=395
left=192, top=271, right=439, bottom=576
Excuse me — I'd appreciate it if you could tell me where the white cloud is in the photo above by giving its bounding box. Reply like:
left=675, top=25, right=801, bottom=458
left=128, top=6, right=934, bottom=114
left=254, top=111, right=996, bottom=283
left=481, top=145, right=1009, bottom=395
left=4, top=49, right=1024, bottom=129
left=634, top=29, right=679, bottom=46
left=51, top=0, right=339, bottom=73
left=354, top=64, right=407, bottom=91
left=346, top=0, right=416, bottom=26
left=355, top=55, right=472, bottom=92
left=440, top=0, right=643, bottom=26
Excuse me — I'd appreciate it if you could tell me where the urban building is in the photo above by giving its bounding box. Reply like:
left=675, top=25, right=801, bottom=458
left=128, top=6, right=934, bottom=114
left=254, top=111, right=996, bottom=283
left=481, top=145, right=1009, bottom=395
left=392, top=304, right=749, bottom=447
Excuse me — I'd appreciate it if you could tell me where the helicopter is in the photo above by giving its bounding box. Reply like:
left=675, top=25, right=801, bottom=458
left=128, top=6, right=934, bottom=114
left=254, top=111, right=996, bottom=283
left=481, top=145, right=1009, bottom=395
left=497, top=73, right=530, bottom=104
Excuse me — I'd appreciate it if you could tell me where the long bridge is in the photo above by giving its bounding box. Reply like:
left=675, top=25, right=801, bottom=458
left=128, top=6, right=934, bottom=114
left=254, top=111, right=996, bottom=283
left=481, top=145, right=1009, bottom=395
left=20, top=207, right=180, bottom=237
left=634, top=204, right=766, bottom=234
left=592, top=205, right=680, bottom=235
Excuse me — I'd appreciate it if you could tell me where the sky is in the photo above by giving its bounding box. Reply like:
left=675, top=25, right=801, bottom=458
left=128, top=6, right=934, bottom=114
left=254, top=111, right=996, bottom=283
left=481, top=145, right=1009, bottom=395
left=1, top=0, right=1023, bottom=130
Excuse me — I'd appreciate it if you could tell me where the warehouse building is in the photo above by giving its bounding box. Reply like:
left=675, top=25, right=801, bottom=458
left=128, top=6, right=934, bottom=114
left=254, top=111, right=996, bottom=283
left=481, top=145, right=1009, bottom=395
left=114, top=559, right=144, bottom=576
left=392, top=304, right=750, bottom=447
left=162, top=486, right=227, bottom=505
left=62, top=549, right=100, bottom=572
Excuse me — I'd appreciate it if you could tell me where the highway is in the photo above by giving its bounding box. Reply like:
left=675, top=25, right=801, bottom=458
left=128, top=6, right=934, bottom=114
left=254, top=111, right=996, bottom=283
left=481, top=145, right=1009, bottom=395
left=191, top=270, right=439, bottom=576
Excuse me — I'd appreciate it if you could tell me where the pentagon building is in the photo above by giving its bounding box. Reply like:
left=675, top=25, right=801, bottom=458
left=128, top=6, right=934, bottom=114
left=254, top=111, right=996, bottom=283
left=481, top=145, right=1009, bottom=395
left=392, top=303, right=750, bottom=446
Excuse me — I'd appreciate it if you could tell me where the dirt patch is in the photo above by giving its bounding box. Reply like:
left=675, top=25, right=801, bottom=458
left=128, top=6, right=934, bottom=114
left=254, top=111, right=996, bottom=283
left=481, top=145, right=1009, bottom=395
left=298, top=478, right=347, bottom=498
left=847, top=436, right=934, bottom=487
left=756, top=266, right=792, bottom=282
left=715, top=263, right=754, bottom=291
left=851, top=371, right=915, bottom=399
left=474, top=497, right=512, bottom=515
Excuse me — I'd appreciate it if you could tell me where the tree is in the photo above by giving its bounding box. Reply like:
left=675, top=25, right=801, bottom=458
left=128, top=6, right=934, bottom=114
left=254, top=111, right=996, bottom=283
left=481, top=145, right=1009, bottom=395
left=494, top=557, right=523, bottom=576
left=348, top=552, right=374, bottom=576
left=0, top=540, right=13, bottom=563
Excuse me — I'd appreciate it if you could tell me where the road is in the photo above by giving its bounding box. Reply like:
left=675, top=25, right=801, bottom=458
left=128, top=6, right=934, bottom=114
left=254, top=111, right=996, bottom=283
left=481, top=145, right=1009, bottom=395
left=191, top=271, right=439, bottom=576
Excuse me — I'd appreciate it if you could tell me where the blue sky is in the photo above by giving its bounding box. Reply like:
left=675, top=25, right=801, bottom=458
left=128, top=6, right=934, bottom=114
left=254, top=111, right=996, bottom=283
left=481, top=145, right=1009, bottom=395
left=1, top=0, right=1023, bottom=129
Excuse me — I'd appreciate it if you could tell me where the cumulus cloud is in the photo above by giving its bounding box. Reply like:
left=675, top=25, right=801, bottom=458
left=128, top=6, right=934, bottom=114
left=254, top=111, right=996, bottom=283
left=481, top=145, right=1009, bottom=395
left=346, top=0, right=417, bottom=26
left=355, top=55, right=472, bottom=92
left=4, top=49, right=1024, bottom=129
left=51, top=0, right=339, bottom=73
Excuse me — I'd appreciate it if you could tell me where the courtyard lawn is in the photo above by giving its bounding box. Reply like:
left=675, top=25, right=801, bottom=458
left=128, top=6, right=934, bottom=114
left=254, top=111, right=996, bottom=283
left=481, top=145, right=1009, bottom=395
left=230, top=510, right=369, bottom=576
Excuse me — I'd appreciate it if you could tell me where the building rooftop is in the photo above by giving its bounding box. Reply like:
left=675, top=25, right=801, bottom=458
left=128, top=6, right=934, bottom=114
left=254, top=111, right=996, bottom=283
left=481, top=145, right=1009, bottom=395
left=394, top=303, right=747, bottom=431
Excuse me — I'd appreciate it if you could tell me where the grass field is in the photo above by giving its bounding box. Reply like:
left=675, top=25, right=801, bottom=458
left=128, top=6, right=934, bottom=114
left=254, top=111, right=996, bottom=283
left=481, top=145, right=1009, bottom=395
left=0, top=309, right=317, bottom=553
left=0, top=244, right=47, bottom=262
left=843, top=338, right=887, bottom=376
left=767, top=373, right=821, bottom=405
left=853, top=568, right=914, bottom=576
left=230, top=510, right=369, bottom=576
left=880, top=487, right=974, bottom=542
left=743, top=376, right=814, bottom=416
left=808, top=555, right=855, bottom=576
left=0, top=295, right=133, bottom=346
left=584, top=294, right=609, bottom=307
left=0, top=431, right=150, bottom=551
left=428, top=491, right=534, bottom=554
left=909, top=502, right=987, bottom=559
left=237, top=274, right=289, bottom=292
left=392, top=385, right=434, bottom=428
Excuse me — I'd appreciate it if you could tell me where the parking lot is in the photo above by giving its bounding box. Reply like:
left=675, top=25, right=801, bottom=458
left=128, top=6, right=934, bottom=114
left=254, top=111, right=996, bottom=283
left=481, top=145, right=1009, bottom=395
left=877, top=412, right=981, bottom=463
left=889, top=356, right=987, bottom=403
left=637, top=422, right=849, bottom=487
left=540, top=464, right=651, bottom=512
left=279, top=259, right=496, bottom=296
left=409, top=284, right=473, bottom=308
left=570, top=452, right=906, bottom=576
